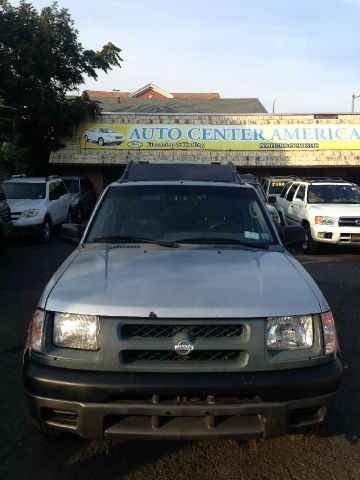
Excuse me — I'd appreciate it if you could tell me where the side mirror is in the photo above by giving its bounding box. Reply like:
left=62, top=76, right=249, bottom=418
left=280, top=225, right=305, bottom=247
left=268, top=195, right=277, bottom=204
left=59, top=223, right=84, bottom=246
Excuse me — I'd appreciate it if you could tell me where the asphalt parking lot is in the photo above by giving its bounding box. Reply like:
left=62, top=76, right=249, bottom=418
left=1, top=236, right=360, bottom=480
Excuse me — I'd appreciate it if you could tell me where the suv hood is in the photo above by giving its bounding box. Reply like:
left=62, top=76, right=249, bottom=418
left=42, top=246, right=326, bottom=318
left=309, top=203, right=360, bottom=217
left=7, top=198, right=44, bottom=211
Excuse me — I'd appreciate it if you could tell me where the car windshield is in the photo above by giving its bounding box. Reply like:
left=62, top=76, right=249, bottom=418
left=2, top=182, right=46, bottom=199
left=63, top=179, right=79, bottom=194
left=86, top=185, right=276, bottom=246
left=100, top=129, right=114, bottom=133
left=269, top=181, right=288, bottom=194
left=308, top=184, right=360, bottom=204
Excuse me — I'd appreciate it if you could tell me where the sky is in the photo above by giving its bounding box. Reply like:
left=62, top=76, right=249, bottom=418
left=8, top=0, right=360, bottom=113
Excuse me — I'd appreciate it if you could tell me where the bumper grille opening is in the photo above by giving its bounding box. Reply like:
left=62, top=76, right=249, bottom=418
left=42, top=408, right=78, bottom=427
left=123, top=350, right=244, bottom=363
left=288, top=406, right=326, bottom=427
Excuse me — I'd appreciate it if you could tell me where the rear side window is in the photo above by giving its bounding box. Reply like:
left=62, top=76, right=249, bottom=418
left=280, top=183, right=291, bottom=198
left=286, top=183, right=299, bottom=202
left=295, top=185, right=306, bottom=201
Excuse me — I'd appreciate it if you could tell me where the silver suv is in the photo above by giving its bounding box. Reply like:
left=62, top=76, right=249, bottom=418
left=23, top=162, right=342, bottom=440
left=2, top=175, right=72, bottom=242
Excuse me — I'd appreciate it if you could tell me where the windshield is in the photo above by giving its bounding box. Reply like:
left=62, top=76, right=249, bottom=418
left=269, top=181, right=288, bottom=194
left=308, top=184, right=360, bottom=204
left=63, top=179, right=79, bottom=194
left=100, top=128, right=115, bottom=133
left=86, top=185, right=276, bottom=246
left=2, top=182, right=46, bottom=199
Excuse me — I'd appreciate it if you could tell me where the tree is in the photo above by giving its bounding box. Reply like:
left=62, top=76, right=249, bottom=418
left=0, top=1, right=123, bottom=174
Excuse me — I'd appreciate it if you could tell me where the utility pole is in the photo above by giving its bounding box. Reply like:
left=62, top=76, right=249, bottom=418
left=272, top=99, right=276, bottom=113
left=351, top=94, right=360, bottom=113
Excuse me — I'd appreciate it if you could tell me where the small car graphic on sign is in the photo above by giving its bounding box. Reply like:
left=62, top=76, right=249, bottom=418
left=84, top=127, right=125, bottom=146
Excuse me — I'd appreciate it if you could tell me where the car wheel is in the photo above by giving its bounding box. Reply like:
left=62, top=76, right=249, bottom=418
left=84, top=135, right=89, bottom=142
left=98, top=137, right=104, bottom=146
left=40, top=218, right=51, bottom=243
left=302, top=224, right=319, bottom=254
left=77, top=206, right=83, bottom=224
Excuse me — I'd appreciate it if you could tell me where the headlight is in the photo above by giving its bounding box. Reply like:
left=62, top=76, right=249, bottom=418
left=53, top=313, right=99, bottom=350
left=321, top=311, right=337, bottom=354
left=315, top=216, right=335, bottom=225
left=29, top=309, right=46, bottom=352
left=267, top=315, right=313, bottom=350
left=21, top=209, right=40, bottom=218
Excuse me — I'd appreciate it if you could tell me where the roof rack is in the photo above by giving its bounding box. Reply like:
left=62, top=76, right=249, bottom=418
left=294, top=176, right=348, bottom=184
left=46, top=175, right=61, bottom=181
left=118, top=161, right=244, bottom=184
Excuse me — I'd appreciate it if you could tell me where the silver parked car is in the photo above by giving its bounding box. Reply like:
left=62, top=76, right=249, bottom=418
left=24, top=162, right=342, bottom=440
left=62, top=176, right=97, bottom=223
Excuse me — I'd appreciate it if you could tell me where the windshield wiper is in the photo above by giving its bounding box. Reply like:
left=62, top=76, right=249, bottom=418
left=175, top=237, right=269, bottom=249
left=88, top=235, right=179, bottom=248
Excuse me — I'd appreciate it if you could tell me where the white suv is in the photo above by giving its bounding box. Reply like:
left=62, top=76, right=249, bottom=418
left=2, top=175, right=72, bottom=242
left=276, top=178, right=360, bottom=253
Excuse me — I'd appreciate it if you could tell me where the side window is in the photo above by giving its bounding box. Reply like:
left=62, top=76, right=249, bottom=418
left=286, top=183, right=299, bottom=202
left=280, top=183, right=290, bottom=198
left=58, top=181, right=68, bottom=197
left=295, top=185, right=306, bottom=202
left=49, top=182, right=57, bottom=201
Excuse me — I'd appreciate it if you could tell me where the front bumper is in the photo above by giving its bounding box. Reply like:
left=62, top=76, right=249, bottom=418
left=24, top=355, right=342, bottom=440
left=12, top=219, right=43, bottom=235
left=310, top=224, right=360, bottom=245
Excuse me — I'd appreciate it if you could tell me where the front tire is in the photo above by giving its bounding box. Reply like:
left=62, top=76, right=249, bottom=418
left=302, top=224, right=319, bottom=254
left=40, top=218, right=51, bottom=243
left=84, top=135, right=89, bottom=142
left=98, top=137, right=104, bottom=146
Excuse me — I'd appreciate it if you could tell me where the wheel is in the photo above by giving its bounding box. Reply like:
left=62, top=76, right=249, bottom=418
left=302, top=224, right=319, bottom=254
left=32, top=419, right=64, bottom=437
left=84, top=135, right=89, bottom=142
left=40, top=218, right=51, bottom=243
left=98, top=137, right=104, bottom=146
left=76, top=206, right=83, bottom=224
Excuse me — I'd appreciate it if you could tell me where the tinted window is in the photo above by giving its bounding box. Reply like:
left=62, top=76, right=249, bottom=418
left=86, top=185, right=276, bottom=245
left=295, top=185, right=306, bottom=201
left=63, top=179, right=79, bottom=194
left=286, top=183, right=299, bottom=202
left=3, top=182, right=46, bottom=199
left=308, top=184, right=360, bottom=204
left=280, top=183, right=291, bottom=198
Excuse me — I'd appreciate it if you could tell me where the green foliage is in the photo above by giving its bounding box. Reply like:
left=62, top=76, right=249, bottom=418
left=0, top=0, right=123, bottom=174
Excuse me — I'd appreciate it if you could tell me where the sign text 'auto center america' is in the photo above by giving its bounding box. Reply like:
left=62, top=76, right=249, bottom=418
left=82, top=123, right=360, bottom=151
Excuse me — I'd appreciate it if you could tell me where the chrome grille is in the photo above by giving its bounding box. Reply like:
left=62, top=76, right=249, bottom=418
left=123, top=324, right=244, bottom=339
left=339, top=217, right=360, bottom=227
